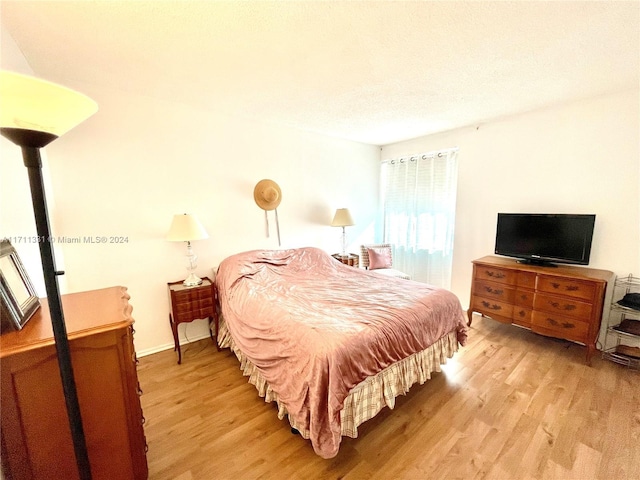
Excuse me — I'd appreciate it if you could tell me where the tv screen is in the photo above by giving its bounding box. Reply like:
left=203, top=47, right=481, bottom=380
left=495, top=213, right=596, bottom=266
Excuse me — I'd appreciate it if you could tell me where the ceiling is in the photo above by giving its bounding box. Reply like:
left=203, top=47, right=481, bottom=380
left=1, top=1, right=639, bottom=146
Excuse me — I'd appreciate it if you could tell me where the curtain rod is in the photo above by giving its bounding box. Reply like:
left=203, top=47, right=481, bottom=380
left=381, top=146, right=459, bottom=164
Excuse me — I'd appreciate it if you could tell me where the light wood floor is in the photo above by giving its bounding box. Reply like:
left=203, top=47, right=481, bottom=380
left=137, top=314, right=640, bottom=480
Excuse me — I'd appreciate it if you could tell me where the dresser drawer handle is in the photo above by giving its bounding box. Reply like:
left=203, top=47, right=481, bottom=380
left=550, top=282, right=580, bottom=292
left=481, top=300, right=502, bottom=311
left=483, top=286, right=503, bottom=295
left=546, top=318, right=575, bottom=329
left=486, top=271, right=505, bottom=279
left=548, top=301, right=577, bottom=311
left=518, top=310, right=526, bottom=317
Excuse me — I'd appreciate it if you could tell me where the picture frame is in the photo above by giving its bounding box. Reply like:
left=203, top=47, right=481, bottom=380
left=0, top=239, right=40, bottom=332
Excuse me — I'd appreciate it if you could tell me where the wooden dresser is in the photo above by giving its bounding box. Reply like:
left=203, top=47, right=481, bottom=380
left=0, top=287, right=148, bottom=480
left=468, top=256, right=614, bottom=364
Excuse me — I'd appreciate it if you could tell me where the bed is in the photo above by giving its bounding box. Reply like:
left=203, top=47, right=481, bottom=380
left=215, top=246, right=468, bottom=458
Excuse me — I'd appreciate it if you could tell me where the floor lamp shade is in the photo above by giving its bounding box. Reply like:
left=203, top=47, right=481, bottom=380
left=0, top=70, right=98, bottom=480
left=1, top=70, right=98, bottom=147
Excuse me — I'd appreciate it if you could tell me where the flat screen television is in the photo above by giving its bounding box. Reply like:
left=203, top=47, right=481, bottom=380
left=494, top=213, right=596, bottom=267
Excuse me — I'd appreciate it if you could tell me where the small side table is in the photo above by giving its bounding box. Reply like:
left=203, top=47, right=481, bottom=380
left=167, top=277, right=219, bottom=364
left=332, top=253, right=359, bottom=267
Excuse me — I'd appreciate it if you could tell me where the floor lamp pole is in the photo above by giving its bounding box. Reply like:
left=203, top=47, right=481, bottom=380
left=22, top=146, right=92, bottom=480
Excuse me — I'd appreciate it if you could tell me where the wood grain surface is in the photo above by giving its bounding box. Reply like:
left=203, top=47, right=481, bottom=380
left=137, top=313, right=640, bottom=479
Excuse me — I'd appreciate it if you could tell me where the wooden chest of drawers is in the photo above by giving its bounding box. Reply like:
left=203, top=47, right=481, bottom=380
left=468, top=256, right=614, bottom=364
left=0, top=287, right=148, bottom=480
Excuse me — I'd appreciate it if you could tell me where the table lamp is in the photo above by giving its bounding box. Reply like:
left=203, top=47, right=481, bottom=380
left=166, top=213, right=209, bottom=286
left=331, top=208, right=355, bottom=258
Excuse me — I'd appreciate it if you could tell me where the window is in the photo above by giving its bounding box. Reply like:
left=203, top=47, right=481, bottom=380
left=380, top=148, right=459, bottom=287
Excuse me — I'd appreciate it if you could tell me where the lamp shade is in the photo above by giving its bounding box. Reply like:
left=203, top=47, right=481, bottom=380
left=331, top=208, right=355, bottom=227
left=166, top=214, right=209, bottom=242
left=0, top=70, right=98, bottom=145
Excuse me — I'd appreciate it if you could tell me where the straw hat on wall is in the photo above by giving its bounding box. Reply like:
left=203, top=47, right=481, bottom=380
left=254, top=179, right=282, bottom=246
left=253, top=179, right=282, bottom=211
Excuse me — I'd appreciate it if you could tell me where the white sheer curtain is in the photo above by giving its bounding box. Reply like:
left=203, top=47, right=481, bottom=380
left=380, top=148, right=459, bottom=288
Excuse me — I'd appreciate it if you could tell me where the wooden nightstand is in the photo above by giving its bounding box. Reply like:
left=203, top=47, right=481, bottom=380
left=332, top=253, right=359, bottom=267
left=168, top=277, right=219, bottom=364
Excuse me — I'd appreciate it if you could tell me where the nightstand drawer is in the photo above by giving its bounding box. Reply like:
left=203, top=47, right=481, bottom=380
left=173, top=288, right=211, bottom=303
left=174, top=297, right=212, bottom=311
left=174, top=308, right=212, bottom=323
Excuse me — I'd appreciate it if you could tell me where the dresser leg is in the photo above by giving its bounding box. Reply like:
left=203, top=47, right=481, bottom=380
left=586, top=344, right=595, bottom=367
left=467, top=310, right=473, bottom=326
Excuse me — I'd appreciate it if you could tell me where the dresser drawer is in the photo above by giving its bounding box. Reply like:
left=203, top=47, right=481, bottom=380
left=512, top=307, right=532, bottom=328
left=514, top=289, right=534, bottom=308
left=531, top=311, right=589, bottom=343
left=536, top=275, right=597, bottom=302
left=474, top=280, right=515, bottom=303
left=533, top=293, right=593, bottom=320
left=517, top=271, right=536, bottom=289
left=471, top=295, right=513, bottom=322
left=474, top=265, right=516, bottom=285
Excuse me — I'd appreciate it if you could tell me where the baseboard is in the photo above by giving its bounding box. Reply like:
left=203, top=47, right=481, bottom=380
left=136, top=332, right=213, bottom=358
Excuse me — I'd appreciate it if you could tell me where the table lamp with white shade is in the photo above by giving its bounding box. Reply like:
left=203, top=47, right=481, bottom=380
left=331, top=208, right=355, bottom=258
left=166, top=213, right=209, bottom=286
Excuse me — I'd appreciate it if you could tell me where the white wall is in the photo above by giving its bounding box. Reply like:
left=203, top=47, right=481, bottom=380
left=40, top=85, right=380, bottom=355
left=1, top=26, right=380, bottom=355
left=382, top=89, right=640, bottom=311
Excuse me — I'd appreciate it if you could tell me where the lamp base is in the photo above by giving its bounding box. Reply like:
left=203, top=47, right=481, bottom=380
left=183, top=273, right=203, bottom=287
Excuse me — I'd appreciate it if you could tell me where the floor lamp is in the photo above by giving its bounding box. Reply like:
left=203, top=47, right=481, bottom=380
left=0, top=71, right=98, bottom=480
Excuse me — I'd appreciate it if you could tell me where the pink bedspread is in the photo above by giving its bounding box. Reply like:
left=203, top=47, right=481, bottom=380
left=215, top=247, right=467, bottom=458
